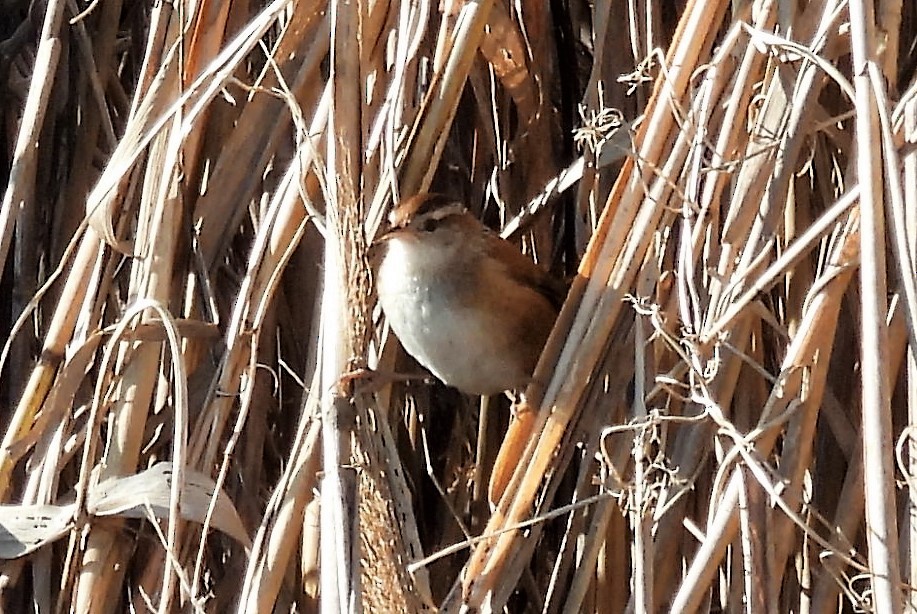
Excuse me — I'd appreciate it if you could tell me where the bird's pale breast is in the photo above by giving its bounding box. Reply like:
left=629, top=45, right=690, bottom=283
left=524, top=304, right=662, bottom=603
left=377, top=236, right=552, bottom=395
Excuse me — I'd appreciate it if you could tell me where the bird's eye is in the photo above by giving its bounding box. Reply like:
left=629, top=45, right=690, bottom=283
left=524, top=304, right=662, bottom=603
left=418, top=218, right=438, bottom=232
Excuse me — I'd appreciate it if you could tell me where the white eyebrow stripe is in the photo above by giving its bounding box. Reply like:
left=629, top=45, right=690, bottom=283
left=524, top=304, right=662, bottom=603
left=426, top=202, right=465, bottom=220
left=388, top=194, right=467, bottom=228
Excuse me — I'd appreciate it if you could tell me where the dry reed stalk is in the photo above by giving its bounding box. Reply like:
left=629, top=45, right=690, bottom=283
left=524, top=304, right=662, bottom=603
left=904, top=93, right=917, bottom=614
left=849, top=1, right=902, bottom=611
left=0, top=0, right=66, bottom=278
left=1, top=0, right=917, bottom=612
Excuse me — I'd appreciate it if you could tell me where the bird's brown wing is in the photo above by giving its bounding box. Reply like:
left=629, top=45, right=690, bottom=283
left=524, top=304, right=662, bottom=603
left=483, top=230, right=569, bottom=311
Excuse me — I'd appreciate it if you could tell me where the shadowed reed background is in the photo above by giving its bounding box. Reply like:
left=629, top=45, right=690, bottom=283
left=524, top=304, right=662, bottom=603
left=1, top=0, right=917, bottom=612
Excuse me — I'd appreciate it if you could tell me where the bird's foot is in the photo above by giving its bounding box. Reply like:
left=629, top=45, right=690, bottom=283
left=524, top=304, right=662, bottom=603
left=337, top=367, right=433, bottom=395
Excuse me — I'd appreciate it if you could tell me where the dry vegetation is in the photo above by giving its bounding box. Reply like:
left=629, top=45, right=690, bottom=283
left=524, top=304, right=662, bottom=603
left=1, top=0, right=917, bottom=612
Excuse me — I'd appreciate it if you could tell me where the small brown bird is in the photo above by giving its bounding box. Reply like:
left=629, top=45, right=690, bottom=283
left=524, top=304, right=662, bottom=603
left=375, top=193, right=565, bottom=396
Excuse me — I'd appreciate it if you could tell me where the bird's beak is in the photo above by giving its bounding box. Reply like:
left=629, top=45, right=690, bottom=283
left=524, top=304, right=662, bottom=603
left=372, top=228, right=396, bottom=247
left=369, top=226, right=404, bottom=258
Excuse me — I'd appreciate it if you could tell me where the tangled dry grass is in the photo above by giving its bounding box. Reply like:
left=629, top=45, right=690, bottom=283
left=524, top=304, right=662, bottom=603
left=1, top=0, right=917, bottom=612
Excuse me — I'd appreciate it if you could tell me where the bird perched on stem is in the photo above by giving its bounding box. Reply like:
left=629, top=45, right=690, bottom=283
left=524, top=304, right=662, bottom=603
left=375, top=193, right=565, bottom=396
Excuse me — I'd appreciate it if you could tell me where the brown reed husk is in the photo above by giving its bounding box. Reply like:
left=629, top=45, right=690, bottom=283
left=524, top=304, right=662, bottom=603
left=0, top=0, right=916, bottom=612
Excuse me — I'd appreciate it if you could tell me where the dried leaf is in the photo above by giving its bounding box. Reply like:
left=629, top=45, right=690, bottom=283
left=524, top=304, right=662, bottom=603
left=0, top=463, right=249, bottom=560
left=89, top=463, right=250, bottom=547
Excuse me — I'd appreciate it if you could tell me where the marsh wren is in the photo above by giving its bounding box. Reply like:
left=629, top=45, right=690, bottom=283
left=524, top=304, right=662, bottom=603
left=376, top=193, right=565, bottom=396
